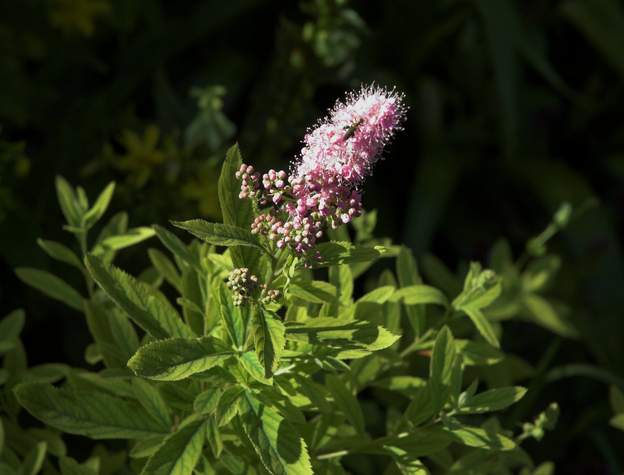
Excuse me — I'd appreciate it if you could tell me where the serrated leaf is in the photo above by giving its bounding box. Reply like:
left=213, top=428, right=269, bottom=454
left=128, top=336, right=234, bottom=381
left=253, top=310, right=286, bottom=379
left=172, top=220, right=263, bottom=250
left=463, top=307, right=500, bottom=348
left=325, top=375, right=365, bottom=434
left=86, top=254, right=192, bottom=339
left=239, top=351, right=273, bottom=386
left=141, top=418, right=206, bottom=475
left=459, top=386, right=526, bottom=414
left=83, top=182, right=115, bottom=229
left=219, top=144, right=252, bottom=227
left=37, top=239, right=83, bottom=269
left=239, top=392, right=313, bottom=475
left=217, top=284, right=248, bottom=349
left=15, top=268, right=84, bottom=311
left=15, top=383, right=168, bottom=439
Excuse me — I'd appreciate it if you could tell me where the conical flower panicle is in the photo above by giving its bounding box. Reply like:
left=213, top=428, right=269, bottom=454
left=236, top=85, right=406, bottom=259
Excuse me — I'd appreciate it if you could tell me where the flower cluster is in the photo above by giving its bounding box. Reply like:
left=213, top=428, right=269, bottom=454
left=236, top=85, right=406, bottom=258
left=226, top=267, right=281, bottom=306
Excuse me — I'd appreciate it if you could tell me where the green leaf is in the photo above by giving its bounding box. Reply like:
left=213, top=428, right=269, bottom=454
left=55, top=176, right=81, bottom=227
left=312, top=242, right=386, bottom=268
left=239, top=351, right=273, bottom=386
left=442, top=424, right=516, bottom=451
left=21, top=441, right=47, bottom=475
left=325, top=375, right=365, bottom=434
left=86, top=254, right=192, bottom=339
left=128, top=336, right=234, bottom=381
left=463, top=307, right=500, bottom=348
left=15, top=268, right=84, bottom=311
left=0, top=418, right=4, bottom=454
left=523, top=294, right=578, bottom=338
left=285, top=318, right=400, bottom=358
left=453, top=264, right=501, bottom=311
left=239, top=392, right=313, bottom=475
left=455, top=340, right=503, bottom=366
left=217, top=284, right=248, bottom=349
left=141, top=419, right=206, bottom=475
left=15, top=383, right=168, bottom=439
left=194, top=389, right=222, bottom=416
left=610, top=414, right=624, bottom=431
left=172, top=220, right=263, bottom=250
left=37, top=239, right=82, bottom=269
left=219, top=144, right=252, bottom=227
left=610, top=386, right=624, bottom=413
left=216, top=387, right=244, bottom=427
left=288, top=280, right=337, bottom=304
left=460, top=386, right=526, bottom=414
left=132, top=379, right=172, bottom=428
left=393, top=285, right=448, bottom=307
left=83, top=182, right=115, bottom=229
left=0, top=309, right=25, bottom=344
left=253, top=310, right=286, bottom=379
left=148, top=248, right=182, bottom=292
left=94, top=227, right=155, bottom=253
left=59, top=456, right=98, bottom=475
left=430, top=326, right=457, bottom=412
left=153, top=225, right=198, bottom=269
left=383, top=427, right=453, bottom=458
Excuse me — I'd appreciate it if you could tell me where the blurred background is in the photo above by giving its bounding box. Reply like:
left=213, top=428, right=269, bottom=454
left=1, top=0, right=624, bottom=472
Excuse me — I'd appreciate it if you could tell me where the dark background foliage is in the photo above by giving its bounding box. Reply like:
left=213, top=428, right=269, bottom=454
left=1, top=0, right=624, bottom=472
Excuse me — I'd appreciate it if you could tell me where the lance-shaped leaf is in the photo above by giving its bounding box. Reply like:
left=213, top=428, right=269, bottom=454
left=86, top=254, right=192, bottom=339
left=430, top=326, right=457, bottom=412
left=463, top=307, right=500, bottom=349
left=239, top=392, right=313, bottom=475
left=392, top=285, right=449, bottom=308
left=285, top=318, right=400, bottom=358
left=253, top=310, right=286, bottom=379
left=459, top=386, right=527, bottom=414
left=83, top=182, right=115, bottom=229
left=141, top=418, right=207, bottom=475
left=37, top=239, right=83, bottom=269
left=94, top=227, right=155, bottom=253
left=128, top=336, right=234, bottom=381
left=312, top=241, right=387, bottom=268
left=15, top=383, right=168, bottom=439
left=172, top=220, right=263, bottom=250
left=15, top=268, right=84, bottom=311
left=153, top=225, right=198, bottom=270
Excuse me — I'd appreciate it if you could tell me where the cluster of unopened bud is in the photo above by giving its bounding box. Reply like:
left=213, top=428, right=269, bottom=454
left=226, top=267, right=258, bottom=306
left=226, top=267, right=281, bottom=306
left=238, top=166, right=362, bottom=258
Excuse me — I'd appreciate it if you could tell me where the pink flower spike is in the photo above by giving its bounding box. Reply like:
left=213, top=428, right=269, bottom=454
left=294, top=84, right=407, bottom=184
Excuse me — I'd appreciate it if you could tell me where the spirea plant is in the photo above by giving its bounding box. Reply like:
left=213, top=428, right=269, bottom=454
left=2, top=86, right=570, bottom=474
